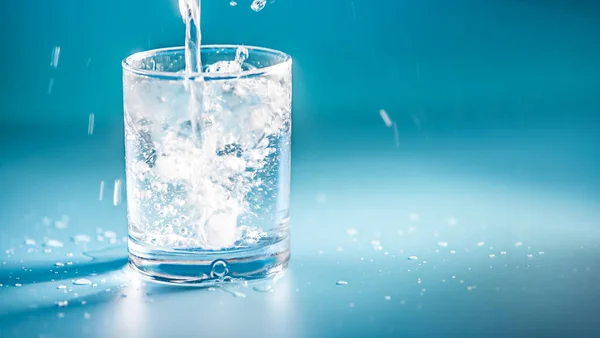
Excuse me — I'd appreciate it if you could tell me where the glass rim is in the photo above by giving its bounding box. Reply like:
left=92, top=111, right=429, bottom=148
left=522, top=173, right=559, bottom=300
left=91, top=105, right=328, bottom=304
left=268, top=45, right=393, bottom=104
left=122, top=44, right=291, bottom=80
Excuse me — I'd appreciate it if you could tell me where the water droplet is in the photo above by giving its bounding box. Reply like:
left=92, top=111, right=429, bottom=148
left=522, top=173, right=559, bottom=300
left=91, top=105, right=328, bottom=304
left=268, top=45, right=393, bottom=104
left=15, top=283, right=22, bottom=287
left=252, top=285, right=273, bottom=293
left=81, top=301, right=87, bottom=305
left=50, top=46, right=61, bottom=68
left=66, top=253, right=73, bottom=257
left=235, top=46, right=248, bottom=64
left=437, top=241, right=448, bottom=247
left=207, top=287, right=216, bottom=292
left=72, top=234, right=91, bottom=243
left=515, top=242, right=523, bottom=247
left=489, top=254, right=496, bottom=259
left=250, top=0, right=267, bottom=12
left=477, top=241, right=485, bottom=247
left=384, top=295, right=392, bottom=300
left=500, top=251, right=507, bottom=255
left=447, top=217, right=457, bottom=226
left=24, top=239, right=36, bottom=246
left=55, top=262, right=64, bottom=267
left=46, top=239, right=64, bottom=248
left=57, top=312, right=65, bottom=318
left=57, top=285, right=67, bottom=289
left=538, top=251, right=545, bottom=255
left=336, top=280, right=348, bottom=286
left=527, top=254, right=533, bottom=258
left=232, top=291, right=246, bottom=298
left=408, top=255, right=418, bottom=260
left=210, top=260, right=229, bottom=278
left=346, top=228, right=358, bottom=236
left=104, top=231, right=117, bottom=239
left=417, top=278, right=422, bottom=284
left=57, top=300, right=68, bottom=307
left=467, top=286, right=475, bottom=291
left=450, top=250, right=456, bottom=254
left=73, top=278, right=92, bottom=286
left=229, top=1, right=237, bottom=6
left=83, top=312, right=91, bottom=319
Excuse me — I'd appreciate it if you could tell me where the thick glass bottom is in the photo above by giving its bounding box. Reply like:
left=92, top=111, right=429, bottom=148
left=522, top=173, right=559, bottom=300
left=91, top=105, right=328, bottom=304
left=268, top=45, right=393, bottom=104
left=128, top=236, right=290, bottom=286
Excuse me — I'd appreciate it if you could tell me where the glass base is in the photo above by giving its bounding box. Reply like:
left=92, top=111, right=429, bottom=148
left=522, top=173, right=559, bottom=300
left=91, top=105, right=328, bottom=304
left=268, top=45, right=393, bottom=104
left=128, top=236, right=290, bottom=286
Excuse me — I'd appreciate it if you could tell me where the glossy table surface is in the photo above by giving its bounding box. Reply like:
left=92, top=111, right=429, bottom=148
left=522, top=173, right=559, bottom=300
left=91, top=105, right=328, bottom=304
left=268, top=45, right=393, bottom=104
left=1, top=124, right=599, bottom=337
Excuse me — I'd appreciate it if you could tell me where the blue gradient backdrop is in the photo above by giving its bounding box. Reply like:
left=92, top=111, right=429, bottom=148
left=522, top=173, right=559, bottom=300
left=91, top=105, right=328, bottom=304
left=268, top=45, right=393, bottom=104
left=1, top=1, right=599, bottom=337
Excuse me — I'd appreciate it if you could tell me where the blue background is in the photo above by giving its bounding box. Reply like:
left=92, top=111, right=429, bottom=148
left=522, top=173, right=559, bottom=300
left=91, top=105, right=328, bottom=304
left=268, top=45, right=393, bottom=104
left=1, top=1, right=599, bottom=337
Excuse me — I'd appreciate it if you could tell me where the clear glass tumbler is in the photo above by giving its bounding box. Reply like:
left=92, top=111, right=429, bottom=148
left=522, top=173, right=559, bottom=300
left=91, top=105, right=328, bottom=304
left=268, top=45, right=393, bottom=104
left=122, top=45, right=292, bottom=284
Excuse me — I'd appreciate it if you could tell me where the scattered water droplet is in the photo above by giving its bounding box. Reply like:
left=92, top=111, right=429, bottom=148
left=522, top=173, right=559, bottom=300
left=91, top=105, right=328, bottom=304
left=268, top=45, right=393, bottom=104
left=207, top=287, right=216, bottom=292
left=66, top=253, right=73, bottom=257
left=336, top=280, right=348, bottom=286
left=437, top=241, right=449, bottom=247
left=15, top=283, right=22, bottom=287
left=384, top=295, right=391, bottom=300
left=450, top=250, right=456, bottom=254
left=515, top=242, right=523, bottom=247
left=73, top=278, right=92, bottom=286
left=229, top=1, right=237, bottom=6
left=50, top=46, right=61, bottom=68
left=113, top=179, right=122, bottom=206
left=57, top=312, right=65, bottom=318
left=57, top=300, right=68, bottom=307
left=477, top=241, right=485, bottom=247
left=57, top=285, right=67, bottom=289
left=346, top=228, right=358, bottom=236
left=349, top=302, right=355, bottom=308
left=46, top=239, right=64, bottom=248
left=252, top=285, right=273, bottom=293
left=231, top=291, right=246, bottom=298
left=489, top=254, right=496, bottom=259
left=500, top=251, right=507, bottom=255
left=250, top=0, right=266, bottom=12
left=54, top=262, right=64, bottom=267
left=527, top=254, right=533, bottom=258
left=83, top=312, right=91, bottom=319
left=538, top=251, right=545, bottom=255
left=447, top=217, right=457, bottom=226
left=72, top=234, right=91, bottom=243
left=408, top=255, right=418, bottom=260
left=24, top=239, right=36, bottom=246
left=104, top=231, right=117, bottom=239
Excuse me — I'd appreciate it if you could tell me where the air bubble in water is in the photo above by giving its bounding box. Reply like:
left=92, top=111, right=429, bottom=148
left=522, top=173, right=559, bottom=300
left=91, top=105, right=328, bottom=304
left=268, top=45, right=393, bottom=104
left=73, top=278, right=92, bottom=286
left=250, top=0, right=266, bottom=12
left=210, top=259, right=229, bottom=278
left=230, top=1, right=237, bottom=6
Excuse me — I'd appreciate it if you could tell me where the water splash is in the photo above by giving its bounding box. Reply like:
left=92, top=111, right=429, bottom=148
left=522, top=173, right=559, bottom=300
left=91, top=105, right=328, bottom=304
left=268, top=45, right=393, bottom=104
left=250, top=0, right=266, bottom=12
